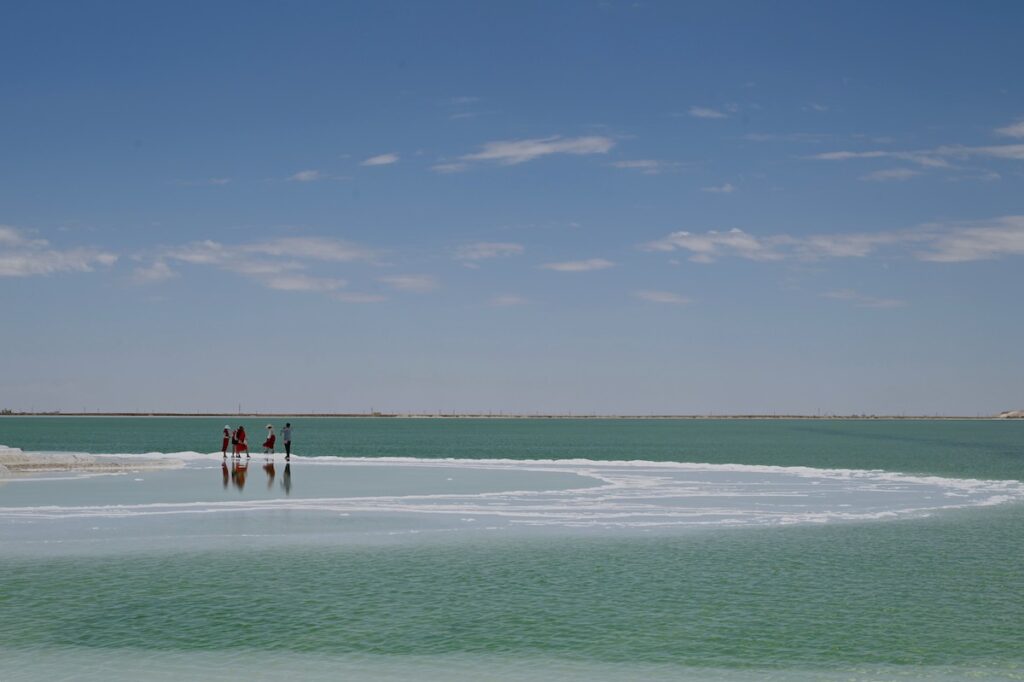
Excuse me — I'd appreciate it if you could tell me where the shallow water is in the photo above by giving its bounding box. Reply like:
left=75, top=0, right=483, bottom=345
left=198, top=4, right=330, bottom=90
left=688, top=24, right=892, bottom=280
left=2, top=418, right=1023, bottom=680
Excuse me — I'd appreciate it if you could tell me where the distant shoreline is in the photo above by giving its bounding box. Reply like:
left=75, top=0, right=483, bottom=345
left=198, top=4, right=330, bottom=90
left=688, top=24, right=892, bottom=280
left=0, top=412, right=1016, bottom=420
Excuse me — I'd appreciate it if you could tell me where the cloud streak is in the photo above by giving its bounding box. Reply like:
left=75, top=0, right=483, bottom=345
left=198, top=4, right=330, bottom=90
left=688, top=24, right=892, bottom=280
left=245, top=237, right=376, bottom=263
left=540, top=258, right=614, bottom=272
left=610, top=159, right=683, bottom=175
left=860, top=168, right=920, bottom=182
left=288, top=170, right=322, bottom=182
left=490, top=294, right=528, bottom=306
left=822, top=289, right=906, bottom=309
left=701, top=183, right=736, bottom=193
left=264, top=274, right=347, bottom=292
left=378, top=274, right=439, bottom=292
left=635, top=290, right=690, bottom=304
left=916, top=215, right=1024, bottom=262
left=642, top=229, right=781, bottom=263
left=455, top=242, right=524, bottom=262
left=132, top=260, right=176, bottom=284
left=811, top=138, right=1024, bottom=173
left=641, top=216, right=1024, bottom=264
left=151, top=235, right=380, bottom=295
left=459, top=136, right=614, bottom=166
left=361, top=153, right=399, bottom=166
left=689, top=106, right=729, bottom=119
left=0, top=226, right=118, bottom=278
left=995, top=119, right=1024, bottom=138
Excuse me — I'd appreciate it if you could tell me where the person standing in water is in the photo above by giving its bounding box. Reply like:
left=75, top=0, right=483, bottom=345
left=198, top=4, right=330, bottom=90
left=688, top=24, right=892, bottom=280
left=221, top=425, right=231, bottom=457
left=263, top=424, right=276, bottom=454
left=282, top=422, right=292, bottom=461
left=236, top=424, right=248, bottom=457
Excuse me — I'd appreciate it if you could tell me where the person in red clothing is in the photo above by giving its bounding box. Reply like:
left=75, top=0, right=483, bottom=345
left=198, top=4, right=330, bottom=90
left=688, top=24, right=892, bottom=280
left=236, top=425, right=248, bottom=457
left=263, top=424, right=276, bottom=454
left=221, top=425, right=231, bottom=457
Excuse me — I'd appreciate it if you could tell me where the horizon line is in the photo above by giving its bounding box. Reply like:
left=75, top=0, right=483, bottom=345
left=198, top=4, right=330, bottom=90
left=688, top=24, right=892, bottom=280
left=2, top=411, right=1021, bottom=420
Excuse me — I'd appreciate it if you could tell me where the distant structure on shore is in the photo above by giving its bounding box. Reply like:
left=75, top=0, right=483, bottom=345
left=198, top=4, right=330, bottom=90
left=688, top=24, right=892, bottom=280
left=998, top=410, right=1024, bottom=419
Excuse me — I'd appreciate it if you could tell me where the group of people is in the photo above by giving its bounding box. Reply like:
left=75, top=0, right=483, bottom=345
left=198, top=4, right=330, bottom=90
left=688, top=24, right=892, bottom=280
left=221, top=422, right=293, bottom=460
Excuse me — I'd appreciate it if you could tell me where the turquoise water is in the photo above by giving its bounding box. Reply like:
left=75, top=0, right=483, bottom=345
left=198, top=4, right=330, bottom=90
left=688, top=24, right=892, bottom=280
left=5, top=416, right=1024, bottom=478
left=2, top=418, right=1024, bottom=680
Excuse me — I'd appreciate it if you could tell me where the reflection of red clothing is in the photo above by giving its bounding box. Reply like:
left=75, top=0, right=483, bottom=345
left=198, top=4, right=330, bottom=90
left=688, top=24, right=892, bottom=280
left=263, top=434, right=276, bottom=448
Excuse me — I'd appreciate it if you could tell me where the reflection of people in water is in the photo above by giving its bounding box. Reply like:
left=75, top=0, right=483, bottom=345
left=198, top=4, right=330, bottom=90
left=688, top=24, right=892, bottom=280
left=263, top=460, right=276, bottom=488
left=221, top=459, right=229, bottom=489
left=281, top=463, right=291, bottom=495
left=231, top=458, right=248, bottom=491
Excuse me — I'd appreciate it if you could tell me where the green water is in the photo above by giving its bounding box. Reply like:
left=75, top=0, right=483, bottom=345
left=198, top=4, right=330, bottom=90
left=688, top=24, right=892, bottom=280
left=4, top=416, right=1023, bottom=478
left=2, top=418, right=1024, bottom=680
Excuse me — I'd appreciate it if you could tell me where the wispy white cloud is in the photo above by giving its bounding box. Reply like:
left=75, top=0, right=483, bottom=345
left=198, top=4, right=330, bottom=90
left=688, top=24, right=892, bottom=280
left=635, top=290, right=690, bottom=304
left=431, top=162, right=470, bottom=174
left=132, top=260, right=176, bottom=284
left=805, top=102, right=829, bottom=112
left=361, top=153, right=399, bottom=166
left=455, top=242, right=524, bottom=262
left=916, top=215, right=1024, bottom=262
left=378, top=274, right=439, bottom=292
left=540, top=258, right=614, bottom=272
left=446, top=96, right=484, bottom=120
left=860, top=168, right=920, bottom=182
left=791, top=232, right=908, bottom=258
left=701, top=183, right=736, bottom=193
left=490, top=294, right=528, bottom=306
left=245, top=237, right=376, bottom=263
left=812, top=142, right=1024, bottom=170
left=288, top=169, right=322, bottom=182
left=642, top=229, right=780, bottom=263
left=157, top=236, right=378, bottom=295
left=264, top=274, right=347, bottom=292
left=995, top=119, right=1024, bottom=138
left=641, top=229, right=908, bottom=263
left=822, top=289, right=906, bottom=309
left=0, top=249, right=118, bottom=277
left=0, top=225, right=117, bottom=277
left=743, top=132, right=835, bottom=143
left=460, top=136, right=614, bottom=166
left=165, top=237, right=375, bottom=268
left=0, top=225, right=46, bottom=248
left=609, top=159, right=682, bottom=175
left=176, top=177, right=231, bottom=186
left=164, top=240, right=228, bottom=265
left=942, top=143, right=1024, bottom=160
left=810, top=149, right=951, bottom=168
left=689, top=106, right=729, bottom=119
left=641, top=215, right=1024, bottom=264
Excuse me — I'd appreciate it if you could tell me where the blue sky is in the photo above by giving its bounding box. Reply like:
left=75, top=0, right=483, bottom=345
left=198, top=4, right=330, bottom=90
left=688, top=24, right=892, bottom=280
left=2, top=0, right=1023, bottom=415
